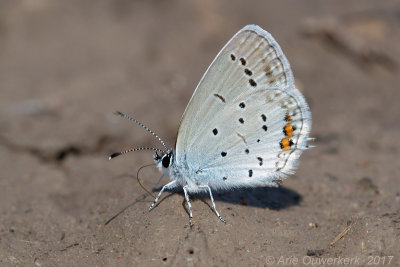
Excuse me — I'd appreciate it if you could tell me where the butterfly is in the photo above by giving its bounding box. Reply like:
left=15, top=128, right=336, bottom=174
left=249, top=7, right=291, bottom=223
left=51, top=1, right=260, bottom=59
left=110, top=25, right=312, bottom=224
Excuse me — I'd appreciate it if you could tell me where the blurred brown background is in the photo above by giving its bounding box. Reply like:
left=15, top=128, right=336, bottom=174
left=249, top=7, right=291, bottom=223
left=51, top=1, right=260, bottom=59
left=0, top=0, right=399, bottom=266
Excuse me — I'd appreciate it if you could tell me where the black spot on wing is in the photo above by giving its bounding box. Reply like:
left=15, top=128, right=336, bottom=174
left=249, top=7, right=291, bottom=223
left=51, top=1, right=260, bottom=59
left=213, top=128, right=218, bottom=135
left=244, top=68, right=252, bottom=76
left=261, top=114, right=267, bottom=122
left=213, top=93, right=226, bottom=103
left=249, top=79, right=257, bottom=87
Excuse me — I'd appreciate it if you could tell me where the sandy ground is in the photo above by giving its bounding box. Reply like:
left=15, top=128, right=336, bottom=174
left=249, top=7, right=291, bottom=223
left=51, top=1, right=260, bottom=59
left=0, top=0, right=399, bottom=266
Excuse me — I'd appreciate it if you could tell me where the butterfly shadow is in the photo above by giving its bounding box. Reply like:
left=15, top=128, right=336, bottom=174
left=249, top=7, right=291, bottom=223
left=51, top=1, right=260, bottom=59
left=213, top=186, right=302, bottom=210
left=104, top=186, right=301, bottom=225
left=153, top=185, right=302, bottom=211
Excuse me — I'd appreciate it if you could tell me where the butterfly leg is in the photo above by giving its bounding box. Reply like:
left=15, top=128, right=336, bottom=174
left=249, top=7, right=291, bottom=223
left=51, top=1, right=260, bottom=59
left=199, top=185, right=226, bottom=223
left=149, top=180, right=177, bottom=211
left=183, top=185, right=193, bottom=224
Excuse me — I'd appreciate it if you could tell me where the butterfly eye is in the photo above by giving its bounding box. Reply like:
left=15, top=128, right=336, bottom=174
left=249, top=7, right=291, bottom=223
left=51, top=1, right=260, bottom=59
left=162, top=154, right=171, bottom=168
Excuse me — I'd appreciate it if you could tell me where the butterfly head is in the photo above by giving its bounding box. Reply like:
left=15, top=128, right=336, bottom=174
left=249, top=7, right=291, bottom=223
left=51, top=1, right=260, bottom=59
left=154, top=150, right=174, bottom=170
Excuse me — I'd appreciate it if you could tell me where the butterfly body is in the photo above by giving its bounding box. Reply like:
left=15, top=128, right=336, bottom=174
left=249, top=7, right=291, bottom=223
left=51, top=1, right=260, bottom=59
left=111, top=25, right=312, bottom=223
left=155, top=151, right=203, bottom=193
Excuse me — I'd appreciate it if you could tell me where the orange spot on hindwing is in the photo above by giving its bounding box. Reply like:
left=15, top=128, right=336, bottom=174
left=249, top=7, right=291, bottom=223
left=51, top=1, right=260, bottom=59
left=284, top=123, right=294, bottom=137
left=280, top=113, right=295, bottom=151
left=280, top=137, right=292, bottom=151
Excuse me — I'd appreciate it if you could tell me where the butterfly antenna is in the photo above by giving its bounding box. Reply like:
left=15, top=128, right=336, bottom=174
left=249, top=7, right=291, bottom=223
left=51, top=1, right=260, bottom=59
left=109, top=147, right=163, bottom=160
left=114, top=111, right=168, bottom=150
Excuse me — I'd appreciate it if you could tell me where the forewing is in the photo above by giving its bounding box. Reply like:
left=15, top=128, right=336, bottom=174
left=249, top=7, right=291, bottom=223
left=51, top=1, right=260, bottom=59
left=175, top=25, right=311, bottom=186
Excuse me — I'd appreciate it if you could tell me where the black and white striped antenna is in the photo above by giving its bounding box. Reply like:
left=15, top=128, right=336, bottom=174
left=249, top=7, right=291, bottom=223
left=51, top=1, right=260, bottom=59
left=108, top=111, right=168, bottom=160
left=115, top=111, right=168, bottom=150
left=109, top=147, right=164, bottom=160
